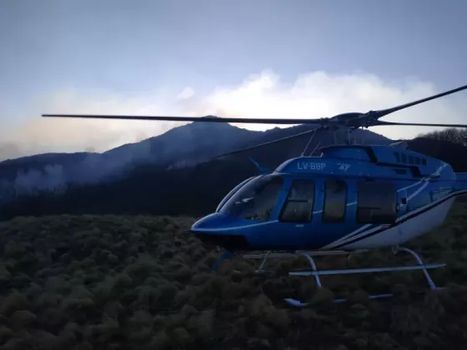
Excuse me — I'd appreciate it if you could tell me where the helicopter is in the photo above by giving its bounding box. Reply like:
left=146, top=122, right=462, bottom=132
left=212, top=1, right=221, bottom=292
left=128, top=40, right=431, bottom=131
left=43, top=83, right=467, bottom=305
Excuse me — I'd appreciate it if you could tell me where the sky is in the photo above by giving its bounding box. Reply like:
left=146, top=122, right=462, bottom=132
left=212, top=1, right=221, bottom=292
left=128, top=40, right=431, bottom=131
left=1, top=0, right=467, bottom=161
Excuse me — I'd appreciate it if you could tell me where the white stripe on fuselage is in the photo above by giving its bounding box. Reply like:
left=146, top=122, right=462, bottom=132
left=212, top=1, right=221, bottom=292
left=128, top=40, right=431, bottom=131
left=323, top=163, right=449, bottom=249
left=397, top=163, right=447, bottom=195
left=193, top=220, right=279, bottom=232
left=338, top=196, right=455, bottom=250
left=322, top=189, right=467, bottom=250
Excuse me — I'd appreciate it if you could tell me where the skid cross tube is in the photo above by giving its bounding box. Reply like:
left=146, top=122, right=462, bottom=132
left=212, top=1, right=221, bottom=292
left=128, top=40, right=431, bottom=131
left=396, top=247, right=440, bottom=290
left=284, top=246, right=445, bottom=306
left=256, top=250, right=272, bottom=273
left=243, top=247, right=446, bottom=307
left=300, top=252, right=323, bottom=288
left=289, top=263, right=446, bottom=277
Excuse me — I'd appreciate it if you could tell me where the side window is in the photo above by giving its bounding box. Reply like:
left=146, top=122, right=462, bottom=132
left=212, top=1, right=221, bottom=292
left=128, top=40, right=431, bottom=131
left=280, top=180, right=314, bottom=222
left=357, top=181, right=396, bottom=224
left=323, top=179, right=347, bottom=222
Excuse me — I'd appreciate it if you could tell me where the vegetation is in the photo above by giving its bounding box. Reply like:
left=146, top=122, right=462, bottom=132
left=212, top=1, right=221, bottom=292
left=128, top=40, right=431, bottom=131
left=0, top=199, right=467, bottom=349
left=419, top=128, right=467, bottom=147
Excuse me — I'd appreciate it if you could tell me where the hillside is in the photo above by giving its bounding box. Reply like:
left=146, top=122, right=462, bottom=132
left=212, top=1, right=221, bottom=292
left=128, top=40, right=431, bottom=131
left=0, top=198, right=467, bottom=349
left=0, top=123, right=389, bottom=206
left=0, top=123, right=261, bottom=199
left=0, top=124, right=390, bottom=220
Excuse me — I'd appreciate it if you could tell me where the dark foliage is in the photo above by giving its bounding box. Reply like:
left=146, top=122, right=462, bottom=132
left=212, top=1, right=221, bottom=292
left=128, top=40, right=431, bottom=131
left=408, top=137, right=467, bottom=172
left=419, top=128, right=467, bottom=147
left=0, top=199, right=467, bottom=349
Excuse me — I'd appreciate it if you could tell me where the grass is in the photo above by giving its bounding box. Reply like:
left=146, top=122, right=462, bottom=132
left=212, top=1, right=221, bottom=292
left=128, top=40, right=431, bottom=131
left=0, top=199, right=466, bottom=349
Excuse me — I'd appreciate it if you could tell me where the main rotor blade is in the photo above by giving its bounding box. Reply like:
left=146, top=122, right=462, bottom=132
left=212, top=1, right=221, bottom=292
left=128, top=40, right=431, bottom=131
left=371, top=84, right=467, bottom=120
left=215, top=128, right=318, bottom=159
left=375, top=121, right=467, bottom=128
left=42, top=114, right=327, bottom=125
left=43, top=83, right=467, bottom=129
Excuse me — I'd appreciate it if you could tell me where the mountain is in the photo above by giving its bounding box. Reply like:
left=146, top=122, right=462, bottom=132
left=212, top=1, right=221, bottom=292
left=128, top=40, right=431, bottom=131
left=0, top=123, right=392, bottom=220
left=0, top=123, right=388, bottom=202
left=0, top=123, right=259, bottom=201
left=103, top=122, right=261, bottom=169
left=10, top=125, right=467, bottom=222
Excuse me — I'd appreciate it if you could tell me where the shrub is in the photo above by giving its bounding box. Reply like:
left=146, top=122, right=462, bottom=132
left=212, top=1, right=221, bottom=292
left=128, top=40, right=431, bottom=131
left=0, top=291, right=28, bottom=316
left=149, top=330, right=170, bottom=350
left=3, top=241, right=27, bottom=259
left=153, top=282, right=177, bottom=308
left=127, top=310, right=153, bottom=329
left=249, top=294, right=273, bottom=318
left=61, top=297, right=95, bottom=316
left=10, top=310, right=37, bottom=330
left=33, top=330, right=59, bottom=350
left=0, top=326, right=13, bottom=344
left=170, top=326, right=193, bottom=348
left=310, top=287, right=334, bottom=306
left=37, top=307, right=65, bottom=332
left=0, top=264, right=11, bottom=284
left=191, top=309, right=214, bottom=339
left=125, top=255, right=160, bottom=283
left=262, top=306, right=289, bottom=332
left=84, top=316, right=119, bottom=344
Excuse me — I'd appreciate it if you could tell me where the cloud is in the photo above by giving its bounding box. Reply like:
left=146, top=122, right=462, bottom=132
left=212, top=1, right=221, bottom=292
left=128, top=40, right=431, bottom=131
left=1, top=71, right=466, bottom=160
left=203, top=71, right=464, bottom=138
left=0, top=88, right=187, bottom=160
left=177, top=87, right=195, bottom=100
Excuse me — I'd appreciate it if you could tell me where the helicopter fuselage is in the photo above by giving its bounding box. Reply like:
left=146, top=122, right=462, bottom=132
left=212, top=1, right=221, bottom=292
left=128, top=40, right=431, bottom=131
left=191, top=145, right=467, bottom=251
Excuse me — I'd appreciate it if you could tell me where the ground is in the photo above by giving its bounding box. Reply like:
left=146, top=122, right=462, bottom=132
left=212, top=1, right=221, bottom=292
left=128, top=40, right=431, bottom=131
left=0, top=198, right=467, bottom=349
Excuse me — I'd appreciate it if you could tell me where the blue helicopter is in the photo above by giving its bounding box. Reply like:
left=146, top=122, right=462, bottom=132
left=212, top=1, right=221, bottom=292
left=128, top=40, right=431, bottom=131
left=44, top=84, right=467, bottom=305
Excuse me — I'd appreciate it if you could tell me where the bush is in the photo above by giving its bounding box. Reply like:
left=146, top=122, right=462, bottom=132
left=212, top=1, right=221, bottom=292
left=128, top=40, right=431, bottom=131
left=170, top=326, right=193, bottom=348
left=0, top=291, right=29, bottom=316
left=10, top=310, right=37, bottom=330
left=0, top=210, right=467, bottom=349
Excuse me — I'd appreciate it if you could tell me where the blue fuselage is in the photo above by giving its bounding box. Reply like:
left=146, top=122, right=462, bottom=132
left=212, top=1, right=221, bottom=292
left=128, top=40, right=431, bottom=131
left=191, top=145, right=467, bottom=251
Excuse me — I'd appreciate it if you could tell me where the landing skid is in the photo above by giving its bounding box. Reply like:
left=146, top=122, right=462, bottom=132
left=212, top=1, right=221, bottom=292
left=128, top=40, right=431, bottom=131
left=244, top=247, right=446, bottom=307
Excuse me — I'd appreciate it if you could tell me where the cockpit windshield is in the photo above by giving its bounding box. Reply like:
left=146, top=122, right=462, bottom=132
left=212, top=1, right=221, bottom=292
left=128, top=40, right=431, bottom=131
left=219, top=175, right=283, bottom=221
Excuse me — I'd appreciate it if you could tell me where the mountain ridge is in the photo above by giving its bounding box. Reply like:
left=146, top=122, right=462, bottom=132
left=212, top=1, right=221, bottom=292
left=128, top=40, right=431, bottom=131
left=0, top=122, right=392, bottom=219
left=0, top=123, right=389, bottom=197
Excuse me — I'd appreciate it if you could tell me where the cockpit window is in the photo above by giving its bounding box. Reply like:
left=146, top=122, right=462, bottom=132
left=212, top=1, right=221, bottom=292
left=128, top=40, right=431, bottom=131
left=216, top=176, right=256, bottom=212
left=219, top=175, right=283, bottom=221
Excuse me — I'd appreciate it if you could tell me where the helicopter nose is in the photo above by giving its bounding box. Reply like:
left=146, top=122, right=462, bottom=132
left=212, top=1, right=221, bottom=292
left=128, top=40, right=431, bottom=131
left=190, top=213, right=249, bottom=251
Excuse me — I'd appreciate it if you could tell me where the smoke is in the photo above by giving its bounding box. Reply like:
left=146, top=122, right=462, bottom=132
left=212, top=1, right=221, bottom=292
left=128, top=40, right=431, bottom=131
left=14, top=164, right=67, bottom=196
left=0, top=143, right=23, bottom=161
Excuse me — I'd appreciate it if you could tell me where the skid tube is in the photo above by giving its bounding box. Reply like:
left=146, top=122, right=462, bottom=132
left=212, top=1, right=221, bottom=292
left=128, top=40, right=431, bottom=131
left=243, top=247, right=446, bottom=307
